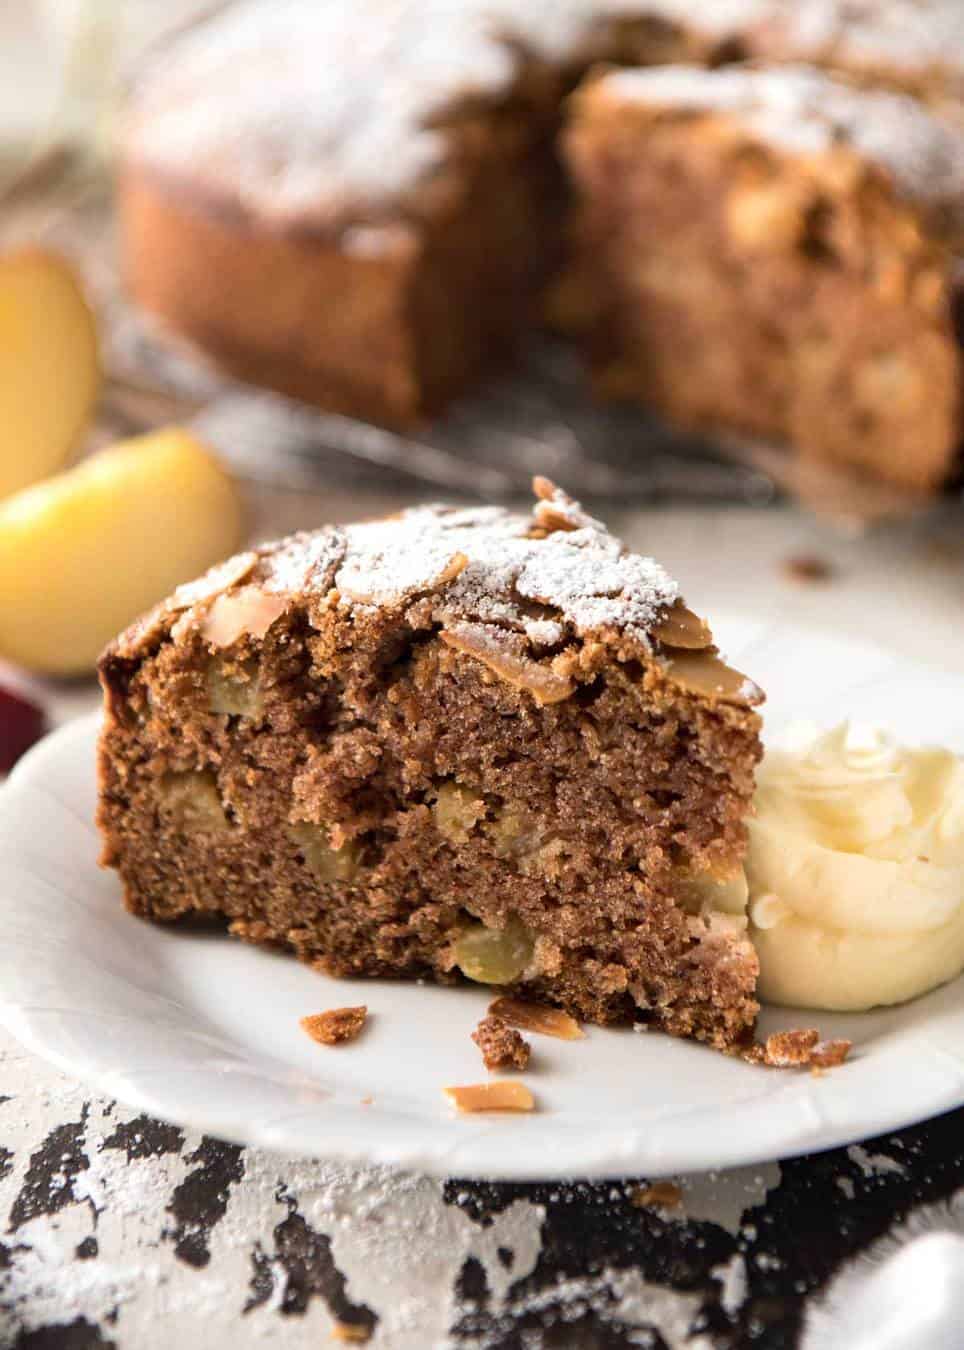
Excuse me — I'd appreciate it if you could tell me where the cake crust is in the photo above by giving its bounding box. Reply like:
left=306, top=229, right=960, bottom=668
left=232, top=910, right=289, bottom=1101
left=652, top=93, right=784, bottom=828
left=98, top=481, right=763, bottom=1049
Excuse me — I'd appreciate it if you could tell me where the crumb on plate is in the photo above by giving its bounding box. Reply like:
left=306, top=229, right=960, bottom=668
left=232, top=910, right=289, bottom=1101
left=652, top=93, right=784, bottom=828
left=472, top=1015, right=531, bottom=1070
left=300, top=1006, right=368, bottom=1045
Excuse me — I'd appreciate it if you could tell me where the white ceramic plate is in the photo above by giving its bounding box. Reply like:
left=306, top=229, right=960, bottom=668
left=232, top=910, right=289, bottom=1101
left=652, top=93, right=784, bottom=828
left=2, top=615, right=964, bottom=1179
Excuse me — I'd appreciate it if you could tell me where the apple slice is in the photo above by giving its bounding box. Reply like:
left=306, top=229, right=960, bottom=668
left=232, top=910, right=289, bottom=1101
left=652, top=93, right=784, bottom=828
left=0, top=248, right=100, bottom=500
left=0, top=427, right=245, bottom=674
left=0, top=681, right=46, bottom=774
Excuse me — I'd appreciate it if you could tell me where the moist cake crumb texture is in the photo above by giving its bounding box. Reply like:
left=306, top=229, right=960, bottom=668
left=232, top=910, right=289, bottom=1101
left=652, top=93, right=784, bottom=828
left=98, top=481, right=763, bottom=1051
left=564, top=64, right=964, bottom=491
left=472, top=1016, right=532, bottom=1071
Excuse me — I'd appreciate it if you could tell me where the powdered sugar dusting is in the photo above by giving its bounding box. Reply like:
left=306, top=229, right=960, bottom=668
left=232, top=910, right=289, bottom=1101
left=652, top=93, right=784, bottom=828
left=525, top=618, right=565, bottom=646
left=598, top=64, right=964, bottom=222
left=261, top=529, right=347, bottom=595
left=127, top=1, right=961, bottom=227
left=299, top=485, right=681, bottom=644
left=125, top=0, right=771, bottom=227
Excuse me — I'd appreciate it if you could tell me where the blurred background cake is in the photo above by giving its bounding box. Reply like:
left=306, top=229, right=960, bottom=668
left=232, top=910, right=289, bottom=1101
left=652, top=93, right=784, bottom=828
left=0, top=0, right=962, bottom=719
left=118, top=0, right=964, bottom=494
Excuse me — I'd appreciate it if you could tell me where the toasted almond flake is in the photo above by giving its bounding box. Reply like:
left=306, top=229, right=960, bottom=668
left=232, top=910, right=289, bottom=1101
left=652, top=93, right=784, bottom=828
left=531, top=475, right=604, bottom=533
left=630, top=1181, right=682, bottom=1210
left=330, top=1321, right=372, bottom=1343
left=338, top=548, right=468, bottom=603
left=300, top=1006, right=368, bottom=1046
left=202, top=587, right=288, bottom=647
left=488, top=996, right=585, bottom=1040
left=651, top=602, right=713, bottom=650
left=443, top=1081, right=535, bottom=1113
left=172, top=551, right=259, bottom=610
left=440, top=622, right=574, bottom=705
left=663, top=651, right=763, bottom=706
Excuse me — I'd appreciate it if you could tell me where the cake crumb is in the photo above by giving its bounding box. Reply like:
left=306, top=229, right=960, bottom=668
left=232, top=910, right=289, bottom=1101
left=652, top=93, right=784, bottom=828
left=810, top=1038, right=852, bottom=1069
left=630, top=1181, right=682, bottom=1210
left=488, top=996, right=584, bottom=1041
left=472, top=1015, right=531, bottom=1070
left=444, top=1081, right=535, bottom=1113
left=741, top=1029, right=851, bottom=1069
left=761, top=1028, right=820, bottom=1066
left=301, top=1006, right=368, bottom=1045
left=782, top=554, right=834, bottom=585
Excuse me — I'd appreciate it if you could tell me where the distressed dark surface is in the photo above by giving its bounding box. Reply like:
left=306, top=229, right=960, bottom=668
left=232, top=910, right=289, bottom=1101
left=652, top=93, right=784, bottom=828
left=2, top=1021, right=963, bottom=1350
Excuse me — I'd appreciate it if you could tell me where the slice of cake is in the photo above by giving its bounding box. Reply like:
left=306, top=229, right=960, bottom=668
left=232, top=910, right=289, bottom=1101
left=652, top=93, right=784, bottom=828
left=562, top=65, right=964, bottom=492
left=97, top=480, right=762, bottom=1050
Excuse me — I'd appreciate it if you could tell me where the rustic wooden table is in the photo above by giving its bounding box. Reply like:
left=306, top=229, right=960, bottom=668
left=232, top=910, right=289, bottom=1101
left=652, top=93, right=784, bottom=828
left=3, top=495, right=964, bottom=1349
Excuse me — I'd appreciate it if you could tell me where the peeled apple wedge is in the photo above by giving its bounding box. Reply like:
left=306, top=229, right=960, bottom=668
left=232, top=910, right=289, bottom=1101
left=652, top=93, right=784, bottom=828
left=0, top=428, right=244, bottom=674
left=0, top=248, right=100, bottom=499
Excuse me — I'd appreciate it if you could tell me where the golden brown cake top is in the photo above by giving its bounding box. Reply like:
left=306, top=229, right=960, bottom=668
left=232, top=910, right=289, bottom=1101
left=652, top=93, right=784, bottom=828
left=118, top=479, right=685, bottom=655
left=106, top=480, right=764, bottom=715
left=125, top=0, right=962, bottom=230
left=590, top=64, right=964, bottom=226
left=103, top=484, right=759, bottom=716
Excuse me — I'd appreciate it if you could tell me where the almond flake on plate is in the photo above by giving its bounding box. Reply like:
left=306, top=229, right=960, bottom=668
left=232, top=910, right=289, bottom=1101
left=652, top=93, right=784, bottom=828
left=444, top=1081, right=535, bottom=1113
left=488, top=996, right=584, bottom=1040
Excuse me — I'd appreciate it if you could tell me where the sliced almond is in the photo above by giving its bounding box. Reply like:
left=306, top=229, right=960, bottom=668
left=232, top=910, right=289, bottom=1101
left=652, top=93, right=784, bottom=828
left=663, top=651, right=763, bottom=706
left=202, top=587, right=287, bottom=648
left=330, top=1321, right=372, bottom=1343
left=440, top=622, right=573, bottom=705
left=531, top=475, right=600, bottom=533
left=443, top=1081, right=535, bottom=1113
left=532, top=475, right=559, bottom=502
left=488, top=996, right=585, bottom=1041
left=172, top=551, right=259, bottom=611
left=338, top=549, right=468, bottom=604
left=651, top=603, right=713, bottom=650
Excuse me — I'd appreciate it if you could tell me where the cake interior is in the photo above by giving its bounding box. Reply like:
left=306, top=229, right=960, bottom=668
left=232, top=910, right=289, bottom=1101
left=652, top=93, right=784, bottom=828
left=564, top=98, right=962, bottom=492
left=99, top=599, right=760, bottom=1049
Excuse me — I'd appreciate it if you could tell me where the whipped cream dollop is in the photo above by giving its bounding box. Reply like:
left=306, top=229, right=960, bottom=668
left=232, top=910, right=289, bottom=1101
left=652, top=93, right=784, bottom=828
left=746, top=722, right=964, bottom=1010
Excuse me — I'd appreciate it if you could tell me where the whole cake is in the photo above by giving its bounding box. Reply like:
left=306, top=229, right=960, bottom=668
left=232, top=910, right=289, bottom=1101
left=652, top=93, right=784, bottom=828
left=97, top=480, right=763, bottom=1049
left=563, top=65, right=964, bottom=492
left=119, top=0, right=964, bottom=492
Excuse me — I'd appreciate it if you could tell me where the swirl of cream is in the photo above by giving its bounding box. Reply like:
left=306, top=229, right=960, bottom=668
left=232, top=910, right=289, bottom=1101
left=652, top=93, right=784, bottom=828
left=747, top=723, right=964, bottom=1010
